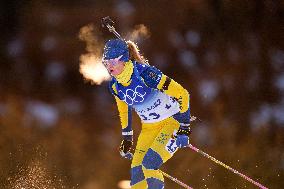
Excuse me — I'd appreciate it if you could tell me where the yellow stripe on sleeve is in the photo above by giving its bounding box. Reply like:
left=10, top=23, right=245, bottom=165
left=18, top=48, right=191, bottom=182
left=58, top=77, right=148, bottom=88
left=157, top=74, right=167, bottom=90
left=112, top=84, right=129, bottom=129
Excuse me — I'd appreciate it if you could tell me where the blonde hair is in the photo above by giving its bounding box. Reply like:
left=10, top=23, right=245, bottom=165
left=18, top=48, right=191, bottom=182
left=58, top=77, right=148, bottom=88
left=126, top=40, right=149, bottom=65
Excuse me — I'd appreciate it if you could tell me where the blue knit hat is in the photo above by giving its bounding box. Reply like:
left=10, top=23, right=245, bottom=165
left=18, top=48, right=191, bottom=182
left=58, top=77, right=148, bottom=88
left=103, top=39, right=129, bottom=62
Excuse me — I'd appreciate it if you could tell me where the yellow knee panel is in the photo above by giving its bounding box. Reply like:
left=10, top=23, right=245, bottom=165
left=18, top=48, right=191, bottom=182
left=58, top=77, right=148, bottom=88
left=142, top=167, right=164, bottom=182
left=131, top=180, right=148, bottom=189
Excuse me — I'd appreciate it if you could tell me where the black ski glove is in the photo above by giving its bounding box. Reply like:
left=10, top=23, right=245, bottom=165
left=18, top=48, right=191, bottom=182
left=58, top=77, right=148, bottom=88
left=119, top=140, right=133, bottom=159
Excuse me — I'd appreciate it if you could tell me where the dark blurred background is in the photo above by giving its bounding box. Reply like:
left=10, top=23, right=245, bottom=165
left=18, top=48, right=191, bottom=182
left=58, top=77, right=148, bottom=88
left=0, top=0, right=284, bottom=188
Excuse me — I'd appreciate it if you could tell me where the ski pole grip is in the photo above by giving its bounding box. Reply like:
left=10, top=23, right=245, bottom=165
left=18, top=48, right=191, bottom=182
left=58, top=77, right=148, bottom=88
left=101, top=16, right=114, bottom=28
left=101, top=16, right=123, bottom=40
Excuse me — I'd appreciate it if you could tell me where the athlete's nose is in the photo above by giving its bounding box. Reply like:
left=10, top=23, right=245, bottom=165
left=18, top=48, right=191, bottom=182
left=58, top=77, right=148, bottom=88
left=107, top=63, right=114, bottom=70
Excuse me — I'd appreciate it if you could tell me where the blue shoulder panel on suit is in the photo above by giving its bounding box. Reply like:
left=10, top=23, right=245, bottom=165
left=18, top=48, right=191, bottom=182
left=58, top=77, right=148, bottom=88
left=140, top=66, right=163, bottom=89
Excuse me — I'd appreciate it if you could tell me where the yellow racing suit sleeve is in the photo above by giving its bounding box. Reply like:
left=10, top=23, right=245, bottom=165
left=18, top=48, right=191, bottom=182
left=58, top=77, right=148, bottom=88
left=157, top=74, right=190, bottom=113
left=139, top=65, right=191, bottom=127
left=112, top=84, right=133, bottom=141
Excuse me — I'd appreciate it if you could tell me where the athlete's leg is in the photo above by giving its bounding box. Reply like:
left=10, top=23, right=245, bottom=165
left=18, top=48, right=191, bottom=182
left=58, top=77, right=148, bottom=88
left=131, top=117, right=180, bottom=189
left=142, top=117, right=180, bottom=188
left=131, top=121, right=164, bottom=189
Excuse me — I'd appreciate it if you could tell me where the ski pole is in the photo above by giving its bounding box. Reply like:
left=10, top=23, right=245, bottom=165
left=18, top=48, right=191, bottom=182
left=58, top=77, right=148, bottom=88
left=101, top=16, right=123, bottom=40
left=188, top=144, right=268, bottom=189
left=158, top=169, right=193, bottom=189
left=190, top=116, right=202, bottom=122
left=126, top=153, right=193, bottom=189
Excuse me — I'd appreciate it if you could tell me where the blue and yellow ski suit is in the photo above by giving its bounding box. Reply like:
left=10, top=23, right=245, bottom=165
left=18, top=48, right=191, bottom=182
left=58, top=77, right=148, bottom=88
left=109, top=60, right=190, bottom=189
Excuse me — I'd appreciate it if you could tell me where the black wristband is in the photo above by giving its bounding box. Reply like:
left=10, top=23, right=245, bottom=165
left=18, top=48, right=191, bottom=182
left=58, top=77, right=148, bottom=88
left=177, top=128, right=191, bottom=136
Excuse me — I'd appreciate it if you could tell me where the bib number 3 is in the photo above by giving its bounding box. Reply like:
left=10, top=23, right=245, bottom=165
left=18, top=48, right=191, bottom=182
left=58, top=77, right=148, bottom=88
left=140, top=112, right=161, bottom=121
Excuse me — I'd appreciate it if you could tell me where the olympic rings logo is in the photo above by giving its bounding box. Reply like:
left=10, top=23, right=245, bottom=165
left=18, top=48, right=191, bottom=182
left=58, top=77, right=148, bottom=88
left=118, top=85, right=147, bottom=105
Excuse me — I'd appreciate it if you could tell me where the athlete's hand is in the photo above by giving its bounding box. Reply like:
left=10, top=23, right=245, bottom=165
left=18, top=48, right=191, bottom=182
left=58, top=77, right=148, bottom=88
left=176, top=127, right=191, bottom=148
left=119, top=140, right=133, bottom=159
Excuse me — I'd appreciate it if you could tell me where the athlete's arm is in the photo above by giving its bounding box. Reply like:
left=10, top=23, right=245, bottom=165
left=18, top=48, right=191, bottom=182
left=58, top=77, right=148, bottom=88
left=157, top=75, right=190, bottom=113
left=139, top=65, right=190, bottom=127
left=158, top=74, right=191, bottom=129
left=111, top=84, right=133, bottom=141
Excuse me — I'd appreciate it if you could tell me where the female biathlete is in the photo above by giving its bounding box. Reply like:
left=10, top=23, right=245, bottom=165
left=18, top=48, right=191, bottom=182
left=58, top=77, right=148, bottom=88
left=102, top=39, right=191, bottom=189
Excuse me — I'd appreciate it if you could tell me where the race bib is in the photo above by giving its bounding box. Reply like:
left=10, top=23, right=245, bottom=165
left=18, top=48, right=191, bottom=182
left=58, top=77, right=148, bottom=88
left=165, top=130, right=178, bottom=155
left=165, top=138, right=178, bottom=155
left=134, top=92, right=180, bottom=123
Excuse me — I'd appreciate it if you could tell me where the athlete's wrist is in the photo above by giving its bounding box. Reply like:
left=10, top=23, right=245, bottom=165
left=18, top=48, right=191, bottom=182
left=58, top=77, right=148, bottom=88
left=122, top=130, right=133, bottom=141
left=122, top=135, right=133, bottom=141
left=177, top=127, right=191, bottom=136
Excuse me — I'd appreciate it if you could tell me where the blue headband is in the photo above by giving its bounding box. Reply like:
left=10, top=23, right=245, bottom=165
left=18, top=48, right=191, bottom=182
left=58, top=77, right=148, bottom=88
left=103, top=39, right=129, bottom=62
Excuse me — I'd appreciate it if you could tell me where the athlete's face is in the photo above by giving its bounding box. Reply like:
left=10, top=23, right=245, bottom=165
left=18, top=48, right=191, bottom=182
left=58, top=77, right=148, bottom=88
left=103, top=55, right=125, bottom=76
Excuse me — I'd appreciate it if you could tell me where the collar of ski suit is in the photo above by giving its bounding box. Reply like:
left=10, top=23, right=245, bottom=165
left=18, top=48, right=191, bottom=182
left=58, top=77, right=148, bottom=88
left=114, top=60, right=134, bottom=86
